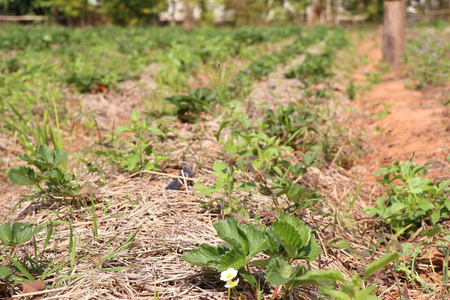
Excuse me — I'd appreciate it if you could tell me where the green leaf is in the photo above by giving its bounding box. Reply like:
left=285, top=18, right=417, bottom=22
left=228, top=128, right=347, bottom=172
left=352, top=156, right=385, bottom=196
left=302, top=152, right=317, bottom=166
left=430, top=211, right=441, bottom=225
left=12, top=222, right=43, bottom=245
left=238, top=182, right=257, bottom=192
left=265, top=256, right=293, bottom=286
left=5, top=253, right=34, bottom=280
left=182, top=244, right=224, bottom=269
left=19, top=154, right=51, bottom=172
left=272, top=214, right=314, bottom=260
left=53, top=150, right=68, bottom=165
left=7, top=166, right=37, bottom=185
left=375, top=167, right=388, bottom=178
left=194, top=184, right=221, bottom=196
left=39, top=144, right=54, bottom=164
left=292, top=269, right=346, bottom=285
left=213, top=219, right=248, bottom=255
left=438, top=180, right=450, bottom=191
left=131, top=110, right=140, bottom=121
left=250, top=258, right=271, bottom=268
left=444, top=200, right=450, bottom=212
left=263, top=228, right=281, bottom=256
left=0, top=222, right=43, bottom=247
left=123, top=154, right=140, bottom=171
left=327, top=238, right=350, bottom=249
left=0, top=223, right=13, bottom=246
left=213, top=160, right=228, bottom=176
left=417, top=199, right=434, bottom=211
left=286, top=184, right=317, bottom=204
left=115, top=125, right=132, bottom=134
left=18, top=145, right=67, bottom=172
left=388, top=202, right=406, bottom=214
left=239, top=223, right=269, bottom=257
left=0, top=266, right=13, bottom=279
left=363, top=252, right=400, bottom=280
left=217, top=248, right=248, bottom=271
left=319, top=286, right=351, bottom=300
left=43, top=168, right=65, bottom=181
left=240, top=271, right=258, bottom=290
left=407, top=177, right=431, bottom=193
left=358, top=285, right=379, bottom=300
left=300, top=235, right=321, bottom=261
left=144, top=145, right=153, bottom=156
left=147, top=126, right=165, bottom=137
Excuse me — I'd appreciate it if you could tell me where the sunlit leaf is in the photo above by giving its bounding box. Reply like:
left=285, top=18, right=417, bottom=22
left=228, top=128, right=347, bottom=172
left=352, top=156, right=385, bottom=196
left=182, top=244, right=224, bottom=269
left=265, top=256, right=293, bottom=286
left=363, top=253, right=400, bottom=280
left=0, top=266, right=13, bottom=279
left=7, top=166, right=36, bottom=185
left=217, top=248, right=248, bottom=271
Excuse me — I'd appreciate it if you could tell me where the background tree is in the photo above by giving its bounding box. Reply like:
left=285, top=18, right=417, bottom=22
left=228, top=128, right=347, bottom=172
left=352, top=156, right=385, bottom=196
left=101, top=0, right=167, bottom=26
left=41, top=0, right=91, bottom=26
left=342, top=0, right=384, bottom=22
left=287, top=0, right=312, bottom=23
left=0, top=0, right=49, bottom=15
left=220, top=0, right=286, bottom=25
left=183, top=0, right=195, bottom=28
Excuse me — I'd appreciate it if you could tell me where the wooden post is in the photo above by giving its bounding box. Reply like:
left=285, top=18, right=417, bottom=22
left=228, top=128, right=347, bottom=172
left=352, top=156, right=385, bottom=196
left=183, top=0, right=195, bottom=29
left=383, top=1, right=406, bottom=70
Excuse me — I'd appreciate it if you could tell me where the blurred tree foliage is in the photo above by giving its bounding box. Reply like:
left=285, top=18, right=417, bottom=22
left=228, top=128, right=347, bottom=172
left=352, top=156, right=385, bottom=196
left=41, top=0, right=90, bottom=18
left=0, top=0, right=49, bottom=15
left=1, top=0, right=447, bottom=27
left=101, top=0, right=167, bottom=26
left=288, top=0, right=312, bottom=23
left=342, top=0, right=384, bottom=21
left=221, top=0, right=293, bottom=25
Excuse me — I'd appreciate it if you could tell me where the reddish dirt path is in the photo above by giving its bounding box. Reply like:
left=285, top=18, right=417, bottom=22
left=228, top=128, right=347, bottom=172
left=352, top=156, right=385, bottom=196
left=350, top=30, right=449, bottom=182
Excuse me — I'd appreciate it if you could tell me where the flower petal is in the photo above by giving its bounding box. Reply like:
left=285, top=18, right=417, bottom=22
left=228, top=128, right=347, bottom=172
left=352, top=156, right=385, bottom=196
left=225, top=278, right=239, bottom=288
left=220, top=268, right=238, bottom=281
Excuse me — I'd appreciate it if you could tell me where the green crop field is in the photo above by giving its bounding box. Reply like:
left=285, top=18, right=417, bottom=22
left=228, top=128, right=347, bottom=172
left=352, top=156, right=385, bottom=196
left=0, top=19, right=449, bottom=299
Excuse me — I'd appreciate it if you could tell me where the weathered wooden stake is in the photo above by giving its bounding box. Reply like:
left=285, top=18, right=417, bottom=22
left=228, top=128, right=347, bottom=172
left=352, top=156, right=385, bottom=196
left=382, top=1, right=406, bottom=70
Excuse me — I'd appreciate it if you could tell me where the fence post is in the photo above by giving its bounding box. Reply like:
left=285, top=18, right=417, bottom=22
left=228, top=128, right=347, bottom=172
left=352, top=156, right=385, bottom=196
left=382, top=1, right=406, bottom=70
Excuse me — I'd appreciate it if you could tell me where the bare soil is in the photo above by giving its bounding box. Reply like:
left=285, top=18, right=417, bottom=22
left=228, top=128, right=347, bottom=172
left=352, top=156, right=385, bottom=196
left=349, top=29, right=449, bottom=182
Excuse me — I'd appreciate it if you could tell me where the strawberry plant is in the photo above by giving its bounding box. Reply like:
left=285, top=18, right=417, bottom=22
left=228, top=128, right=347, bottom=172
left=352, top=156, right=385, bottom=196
left=263, top=103, right=319, bottom=150
left=366, top=160, right=450, bottom=234
left=285, top=51, right=335, bottom=87
left=164, top=87, right=220, bottom=123
left=183, top=214, right=399, bottom=298
left=194, top=159, right=257, bottom=216
left=182, top=214, right=330, bottom=297
left=0, top=222, right=43, bottom=255
left=0, top=222, right=45, bottom=283
left=7, top=145, right=81, bottom=198
left=98, top=110, right=168, bottom=172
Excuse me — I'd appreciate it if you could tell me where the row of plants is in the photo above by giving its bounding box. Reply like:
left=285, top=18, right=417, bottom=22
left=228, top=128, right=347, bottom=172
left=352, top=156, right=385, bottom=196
left=0, top=26, right=302, bottom=51
left=181, top=25, right=450, bottom=298
left=404, top=32, right=450, bottom=88
left=0, top=25, right=303, bottom=133
left=180, top=26, right=405, bottom=298
left=89, top=26, right=330, bottom=176
left=0, top=26, right=331, bottom=293
left=2, top=24, right=449, bottom=299
left=164, top=25, right=331, bottom=124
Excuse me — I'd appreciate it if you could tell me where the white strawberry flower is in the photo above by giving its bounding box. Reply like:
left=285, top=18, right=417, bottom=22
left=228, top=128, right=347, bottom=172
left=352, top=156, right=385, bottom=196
left=220, top=268, right=238, bottom=282
left=225, top=278, right=239, bottom=288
